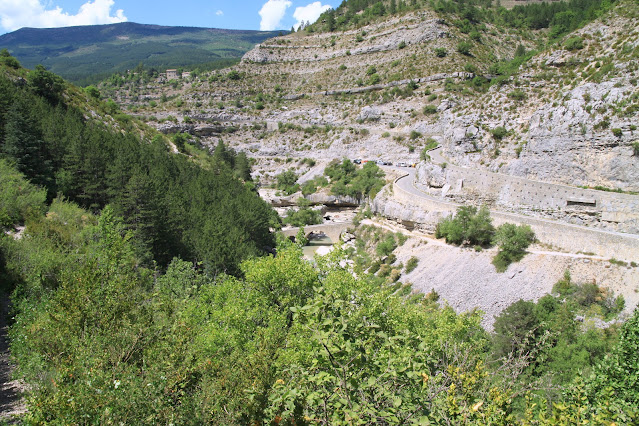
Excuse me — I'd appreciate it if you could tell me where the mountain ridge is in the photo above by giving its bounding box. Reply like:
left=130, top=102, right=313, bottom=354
left=0, top=22, right=284, bottom=85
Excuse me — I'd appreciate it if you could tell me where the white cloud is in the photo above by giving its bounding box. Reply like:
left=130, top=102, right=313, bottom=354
left=258, top=0, right=291, bottom=31
left=293, top=1, right=331, bottom=30
left=216, top=10, right=224, bottom=16
left=0, top=0, right=127, bottom=32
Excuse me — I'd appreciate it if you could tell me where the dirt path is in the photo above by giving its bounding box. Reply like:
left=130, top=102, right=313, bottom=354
left=0, top=293, right=26, bottom=423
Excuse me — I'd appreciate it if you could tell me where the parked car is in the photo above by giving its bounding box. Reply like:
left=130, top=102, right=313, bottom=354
left=353, top=158, right=362, bottom=164
left=396, top=161, right=407, bottom=167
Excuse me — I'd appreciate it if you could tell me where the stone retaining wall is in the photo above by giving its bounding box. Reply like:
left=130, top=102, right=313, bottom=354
left=376, top=176, right=639, bottom=261
left=418, top=161, right=639, bottom=233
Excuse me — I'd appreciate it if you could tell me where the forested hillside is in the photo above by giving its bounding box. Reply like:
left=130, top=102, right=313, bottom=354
left=0, top=54, right=276, bottom=273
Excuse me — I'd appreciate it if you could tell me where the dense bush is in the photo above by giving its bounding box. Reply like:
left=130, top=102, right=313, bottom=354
left=405, top=256, right=419, bottom=273
left=456, top=41, right=473, bottom=56
left=564, top=36, right=584, bottom=51
left=0, top=160, right=47, bottom=228
left=435, top=205, right=495, bottom=246
left=301, top=175, right=329, bottom=195
left=283, top=199, right=323, bottom=227
left=275, top=170, right=299, bottom=195
left=492, top=223, right=535, bottom=272
left=423, top=104, right=438, bottom=114
left=491, top=126, right=509, bottom=140
left=325, top=158, right=385, bottom=199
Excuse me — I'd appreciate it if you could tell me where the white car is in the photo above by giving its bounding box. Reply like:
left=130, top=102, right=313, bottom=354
left=396, top=162, right=408, bottom=167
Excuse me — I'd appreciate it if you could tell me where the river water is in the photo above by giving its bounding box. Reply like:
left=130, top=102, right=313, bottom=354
left=302, top=234, right=333, bottom=258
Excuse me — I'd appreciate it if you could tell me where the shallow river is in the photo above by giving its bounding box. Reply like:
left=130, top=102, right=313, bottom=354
left=302, top=234, right=333, bottom=258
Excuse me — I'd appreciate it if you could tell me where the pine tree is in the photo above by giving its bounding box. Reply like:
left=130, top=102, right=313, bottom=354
left=1, top=98, right=52, bottom=194
left=234, top=151, right=252, bottom=182
left=326, top=9, right=336, bottom=32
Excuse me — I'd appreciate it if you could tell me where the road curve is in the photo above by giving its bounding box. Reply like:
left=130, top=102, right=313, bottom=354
left=393, top=168, right=639, bottom=243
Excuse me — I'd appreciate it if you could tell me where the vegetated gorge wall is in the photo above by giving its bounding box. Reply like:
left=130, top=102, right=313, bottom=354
left=371, top=172, right=639, bottom=262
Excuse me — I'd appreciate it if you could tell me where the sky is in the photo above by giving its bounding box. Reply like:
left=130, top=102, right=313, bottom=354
left=0, top=0, right=339, bottom=35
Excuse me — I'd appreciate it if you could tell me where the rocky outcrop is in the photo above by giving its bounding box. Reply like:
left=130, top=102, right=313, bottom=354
left=305, top=193, right=362, bottom=207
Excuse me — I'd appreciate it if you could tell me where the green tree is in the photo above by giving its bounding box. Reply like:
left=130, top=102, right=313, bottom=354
left=276, top=170, right=299, bottom=195
left=492, top=299, right=541, bottom=360
left=2, top=98, right=53, bottom=193
left=435, top=206, right=494, bottom=246
left=234, top=151, right=252, bottom=181
left=492, top=223, right=535, bottom=271
left=27, top=64, right=64, bottom=104
left=326, top=9, right=336, bottom=31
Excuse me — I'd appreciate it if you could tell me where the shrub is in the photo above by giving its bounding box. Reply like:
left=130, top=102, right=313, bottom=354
left=376, top=234, right=398, bottom=257
left=633, top=141, right=639, bottom=156
left=469, top=30, right=482, bottom=42
left=405, top=256, right=419, bottom=273
left=369, top=73, right=381, bottom=85
left=227, top=70, right=241, bottom=80
left=508, top=89, right=527, bottom=101
left=0, top=160, right=47, bottom=227
left=423, top=105, right=437, bottom=115
left=0, top=49, right=20, bottom=69
left=434, top=47, right=447, bottom=57
left=491, top=126, right=509, bottom=140
left=398, top=40, right=407, bottom=49
left=492, top=223, right=535, bottom=272
left=409, top=130, right=422, bottom=140
left=564, top=36, right=584, bottom=51
left=276, top=170, right=299, bottom=195
left=301, top=175, right=328, bottom=195
left=435, top=206, right=495, bottom=246
left=456, top=41, right=472, bottom=56
left=283, top=206, right=323, bottom=227
left=611, top=128, right=622, bottom=138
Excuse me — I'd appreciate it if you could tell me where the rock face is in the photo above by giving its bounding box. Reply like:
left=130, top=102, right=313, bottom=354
left=113, top=0, right=639, bottom=235
left=242, top=17, right=449, bottom=64
left=416, top=162, right=446, bottom=188
left=358, top=106, right=381, bottom=122
left=505, top=80, right=639, bottom=192
left=370, top=188, right=444, bottom=234
left=304, top=193, right=361, bottom=207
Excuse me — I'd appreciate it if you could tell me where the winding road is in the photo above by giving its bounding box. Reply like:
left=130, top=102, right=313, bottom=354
left=392, top=163, right=639, bottom=257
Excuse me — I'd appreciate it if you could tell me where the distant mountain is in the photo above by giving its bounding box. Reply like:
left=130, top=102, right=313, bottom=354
left=0, top=22, right=284, bottom=85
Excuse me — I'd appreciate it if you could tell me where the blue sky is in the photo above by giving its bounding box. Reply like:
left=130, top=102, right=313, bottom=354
left=0, top=0, right=339, bottom=35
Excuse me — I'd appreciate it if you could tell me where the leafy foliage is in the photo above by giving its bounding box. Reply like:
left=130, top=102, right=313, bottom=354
left=276, top=170, right=300, bottom=195
left=283, top=200, right=323, bottom=227
left=435, top=205, right=495, bottom=246
left=0, top=159, right=47, bottom=228
left=325, top=158, right=385, bottom=199
left=492, top=223, right=535, bottom=272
